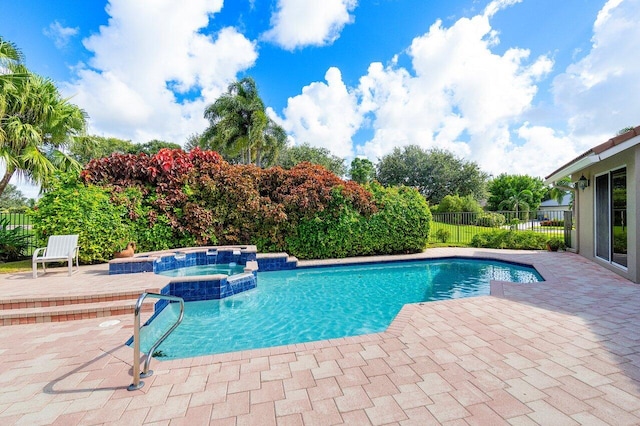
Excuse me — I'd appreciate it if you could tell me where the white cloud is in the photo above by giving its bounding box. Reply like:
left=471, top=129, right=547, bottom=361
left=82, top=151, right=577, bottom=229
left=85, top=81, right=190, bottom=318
left=262, top=0, right=357, bottom=50
left=552, top=0, right=640, bottom=139
left=62, top=0, right=257, bottom=144
left=274, top=0, right=640, bottom=180
left=43, top=20, right=79, bottom=49
left=496, top=124, right=577, bottom=178
left=483, top=0, right=522, bottom=18
left=277, top=67, right=361, bottom=158
left=356, top=61, right=472, bottom=161
left=355, top=1, right=554, bottom=175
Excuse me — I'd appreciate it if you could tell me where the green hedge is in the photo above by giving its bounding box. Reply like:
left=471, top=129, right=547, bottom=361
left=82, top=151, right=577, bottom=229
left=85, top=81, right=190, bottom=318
left=30, top=175, right=132, bottom=263
left=285, top=184, right=431, bottom=259
left=474, top=212, right=506, bottom=227
left=34, top=162, right=432, bottom=263
left=470, top=230, right=548, bottom=250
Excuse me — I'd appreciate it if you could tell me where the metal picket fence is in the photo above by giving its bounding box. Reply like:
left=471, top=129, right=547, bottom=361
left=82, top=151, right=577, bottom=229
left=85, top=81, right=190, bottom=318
left=429, top=210, right=573, bottom=246
left=0, top=212, right=37, bottom=254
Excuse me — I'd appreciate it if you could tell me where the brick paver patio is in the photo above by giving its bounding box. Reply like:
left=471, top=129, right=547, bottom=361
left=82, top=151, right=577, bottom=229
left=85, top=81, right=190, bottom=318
left=0, top=248, right=638, bottom=425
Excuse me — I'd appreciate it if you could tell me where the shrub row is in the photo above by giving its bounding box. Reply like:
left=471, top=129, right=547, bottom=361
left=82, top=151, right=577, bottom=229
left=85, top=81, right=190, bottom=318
left=287, top=184, right=431, bottom=258
left=32, top=149, right=431, bottom=262
left=474, top=212, right=506, bottom=227
left=470, top=230, right=549, bottom=250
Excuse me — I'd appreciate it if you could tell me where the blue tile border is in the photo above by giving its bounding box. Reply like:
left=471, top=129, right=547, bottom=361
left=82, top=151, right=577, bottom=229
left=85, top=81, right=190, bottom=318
left=108, top=246, right=262, bottom=275
left=158, top=273, right=257, bottom=302
left=256, top=255, right=297, bottom=271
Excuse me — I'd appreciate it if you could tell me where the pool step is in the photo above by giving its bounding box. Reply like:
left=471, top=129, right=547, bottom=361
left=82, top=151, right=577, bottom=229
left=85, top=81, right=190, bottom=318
left=0, top=290, right=157, bottom=326
left=0, top=290, right=151, bottom=310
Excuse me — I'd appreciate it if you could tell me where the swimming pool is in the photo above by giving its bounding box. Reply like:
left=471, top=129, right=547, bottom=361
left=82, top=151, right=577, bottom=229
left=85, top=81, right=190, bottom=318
left=138, top=258, right=542, bottom=359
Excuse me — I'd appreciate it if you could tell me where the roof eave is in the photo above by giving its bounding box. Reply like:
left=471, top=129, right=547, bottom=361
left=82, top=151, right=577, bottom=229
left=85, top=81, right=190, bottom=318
left=544, top=126, right=640, bottom=185
left=544, top=154, right=599, bottom=185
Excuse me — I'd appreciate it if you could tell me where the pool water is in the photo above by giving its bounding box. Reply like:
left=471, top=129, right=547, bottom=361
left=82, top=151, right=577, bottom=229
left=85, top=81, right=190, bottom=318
left=140, top=258, right=541, bottom=359
left=158, top=263, right=246, bottom=277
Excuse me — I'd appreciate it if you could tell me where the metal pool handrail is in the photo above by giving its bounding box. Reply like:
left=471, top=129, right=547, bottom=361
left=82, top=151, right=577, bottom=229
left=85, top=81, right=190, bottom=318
left=128, top=292, right=185, bottom=391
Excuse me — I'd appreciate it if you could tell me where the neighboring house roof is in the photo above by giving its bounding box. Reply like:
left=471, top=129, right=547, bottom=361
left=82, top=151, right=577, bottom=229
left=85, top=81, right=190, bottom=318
left=545, top=125, right=640, bottom=184
left=539, top=194, right=571, bottom=208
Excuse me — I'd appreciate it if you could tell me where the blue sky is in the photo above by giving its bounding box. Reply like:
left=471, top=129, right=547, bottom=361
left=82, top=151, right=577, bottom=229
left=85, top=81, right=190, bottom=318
left=1, top=0, right=639, bottom=198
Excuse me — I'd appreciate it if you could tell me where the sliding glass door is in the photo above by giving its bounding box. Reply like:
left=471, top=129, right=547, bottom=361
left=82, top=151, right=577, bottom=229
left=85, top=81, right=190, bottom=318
left=595, top=167, right=627, bottom=268
left=595, top=174, right=610, bottom=260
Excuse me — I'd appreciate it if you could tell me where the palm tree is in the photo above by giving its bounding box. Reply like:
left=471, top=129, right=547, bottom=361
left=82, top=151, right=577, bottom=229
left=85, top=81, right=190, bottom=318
left=498, top=189, right=533, bottom=219
left=0, top=36, right=25, bottom=80
left=199, top=77, right=286, bottom=167
left=256, top=119, right=287, bottom=167
left=0, top=37, right=27, bottom=121
left=548, top=176, right=571, bottom=206
left=0, top=70, right=86, bottom=197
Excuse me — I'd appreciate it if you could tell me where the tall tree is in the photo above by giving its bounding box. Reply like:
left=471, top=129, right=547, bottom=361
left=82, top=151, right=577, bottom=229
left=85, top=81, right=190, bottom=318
left=257, top=121, right=287, bottom=168
left=498, top=189, right=533, bottom=216
left=0, top=36, right=26, bottom=86
left=70, top=135, right=135, bottom=165
left=0, top=61, right=86, bottom=197
left=0, top=37, right=22, bottom=66
left=0, top=183, right=28, bottom=209
left=277, top=143, right=346, bottom=176
left=198, top=77, right=286, bottom=167
left=547, top=176, right=572, bottom=205
left=184, top=132, right=202, bottom=152
left=349, top=157, right=376, bottom=184
left=0, top=37, right=27, bottom=127
left=376, top=145, right=488, bottom=204
left=487, top=174, right=546, bottom=212
left=128, top=139, right=182, bottom=156
left=70, top=137, right=183, bottom=164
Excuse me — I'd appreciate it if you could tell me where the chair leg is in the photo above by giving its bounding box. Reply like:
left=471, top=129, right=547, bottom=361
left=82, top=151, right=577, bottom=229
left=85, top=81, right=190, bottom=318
left=32, top=262, right=37, bottom=279
left=68, top=260, right=73, bottom=276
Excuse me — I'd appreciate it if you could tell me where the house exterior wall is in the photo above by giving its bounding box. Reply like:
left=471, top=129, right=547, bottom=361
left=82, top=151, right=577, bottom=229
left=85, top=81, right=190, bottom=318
left=575, top=146, right=638, bottom=283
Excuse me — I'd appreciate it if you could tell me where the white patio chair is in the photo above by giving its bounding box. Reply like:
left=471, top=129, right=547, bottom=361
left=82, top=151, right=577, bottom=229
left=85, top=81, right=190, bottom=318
left=32, top=235, right=80, bottom=278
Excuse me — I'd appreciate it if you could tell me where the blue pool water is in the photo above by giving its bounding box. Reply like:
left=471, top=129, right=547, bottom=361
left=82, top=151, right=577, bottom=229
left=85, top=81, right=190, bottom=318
left=140, top=258, right=541, bottom=359
left=158, top=263, right=246, bottom=277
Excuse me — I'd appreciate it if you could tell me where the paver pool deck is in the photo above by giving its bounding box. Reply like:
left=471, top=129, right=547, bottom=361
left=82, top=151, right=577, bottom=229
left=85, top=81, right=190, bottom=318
left=0, top=248, right=639, bottom=425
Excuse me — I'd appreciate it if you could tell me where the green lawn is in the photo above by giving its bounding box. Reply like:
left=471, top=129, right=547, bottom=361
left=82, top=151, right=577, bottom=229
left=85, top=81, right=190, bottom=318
left=0, top=259, right=31, bottom=274
left=429, top=221, right=565, bottom=244
left=0, top=213, right=32, bottom=226
left=429, top=221, right=493, bottom=244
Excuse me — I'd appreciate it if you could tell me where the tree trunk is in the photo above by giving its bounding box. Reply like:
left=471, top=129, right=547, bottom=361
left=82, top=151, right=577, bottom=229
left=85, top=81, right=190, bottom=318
left=256, top=146, right=262, bottom=167
left=0, top=169, right=15, bottom=200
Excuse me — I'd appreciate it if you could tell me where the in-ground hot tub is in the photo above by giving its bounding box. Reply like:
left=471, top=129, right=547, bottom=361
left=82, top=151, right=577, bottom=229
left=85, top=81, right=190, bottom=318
left=109, top=246, right=261, bottom=300
left=108, top=245, right=297, bottom=300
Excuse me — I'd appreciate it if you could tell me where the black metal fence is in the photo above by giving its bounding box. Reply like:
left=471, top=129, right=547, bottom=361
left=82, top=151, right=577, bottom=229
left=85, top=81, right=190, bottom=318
left=0, top=212, right=37, bottom=255
left=429, top=210, right=573, bottom=246
left=0, top=210, right=575, bottom=260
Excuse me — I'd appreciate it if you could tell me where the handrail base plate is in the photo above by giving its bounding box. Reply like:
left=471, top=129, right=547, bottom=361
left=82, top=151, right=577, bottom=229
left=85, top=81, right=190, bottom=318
left=127, top=381, right=145, bottom=391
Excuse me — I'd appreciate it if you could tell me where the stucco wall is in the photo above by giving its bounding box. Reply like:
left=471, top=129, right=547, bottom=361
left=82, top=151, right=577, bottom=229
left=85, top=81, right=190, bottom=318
left=575, top=146, right=638, bottom=283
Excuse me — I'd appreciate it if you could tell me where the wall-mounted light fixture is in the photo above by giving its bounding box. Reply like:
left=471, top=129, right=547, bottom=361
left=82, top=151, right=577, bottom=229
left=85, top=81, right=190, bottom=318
left=577, top=174, right=590, bottom=191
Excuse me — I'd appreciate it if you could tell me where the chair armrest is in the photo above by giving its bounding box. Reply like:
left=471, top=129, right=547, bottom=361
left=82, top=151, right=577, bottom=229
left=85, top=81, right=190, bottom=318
left=32, top=247, right=46, bottom=260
